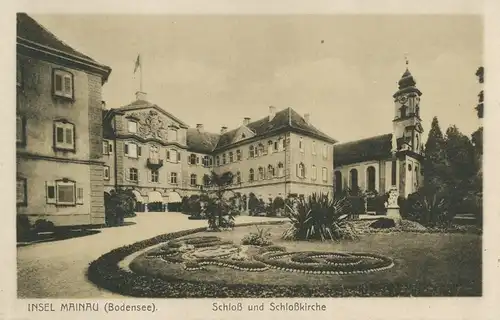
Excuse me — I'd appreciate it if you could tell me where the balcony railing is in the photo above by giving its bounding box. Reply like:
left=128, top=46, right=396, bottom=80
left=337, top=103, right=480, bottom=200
left=147, top=158, right=164, bottom=169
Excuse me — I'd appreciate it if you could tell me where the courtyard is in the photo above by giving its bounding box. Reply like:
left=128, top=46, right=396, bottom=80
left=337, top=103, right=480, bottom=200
left=16, top=212, right=283, bottom=298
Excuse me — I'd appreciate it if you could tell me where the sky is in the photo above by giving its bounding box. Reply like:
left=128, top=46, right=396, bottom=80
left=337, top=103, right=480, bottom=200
left=31, top=14, right=483, bottom=143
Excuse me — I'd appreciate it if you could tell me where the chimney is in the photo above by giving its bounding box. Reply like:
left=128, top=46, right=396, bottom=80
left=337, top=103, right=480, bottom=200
left=269, top=105, right=276, bottom=120
left=221, top=126, right=228, bottom=134
left=196, top=124, right=204, bottom=131
left=304, top=113, right=310, bottom=125
left=101, top=100, right=107, bottom=110
left=135, top=91, right=147, bottom=101
left=243, top=117, right=251, bottom=126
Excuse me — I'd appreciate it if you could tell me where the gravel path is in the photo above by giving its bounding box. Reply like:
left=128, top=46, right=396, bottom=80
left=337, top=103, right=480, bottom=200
left=17, top=212, right=284, bottom=298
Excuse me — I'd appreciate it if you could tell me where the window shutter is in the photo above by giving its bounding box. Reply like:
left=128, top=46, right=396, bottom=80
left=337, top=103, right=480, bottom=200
left=65, top=127, right=73, bottom=144
left=148, top=170, right=152, bottom=182
left=296, top=164, right=299, bottom=177
left=125, top=168, right=129, bottom=181
left=109, top=143, right=113, bottom=153
left=138, top=146, right=142, bottom=156
left=76, top=183, right=84, bottom=204
left=63, top=75, right=72, bottom=96
left=46, top=181, right=56, bottom=204
left=177, top=152, right=181, bottom=162
left=124, top=143, right=129, bottom=155
left=54, top=74, right=63, bottom=92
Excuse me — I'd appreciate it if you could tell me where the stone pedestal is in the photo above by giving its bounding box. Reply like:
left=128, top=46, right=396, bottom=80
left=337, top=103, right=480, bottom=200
left=386, top=187, right=402, bottom=225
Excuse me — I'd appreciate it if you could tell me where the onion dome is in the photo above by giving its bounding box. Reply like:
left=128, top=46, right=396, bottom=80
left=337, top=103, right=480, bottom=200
left=393, top=65, right=422, bottom=98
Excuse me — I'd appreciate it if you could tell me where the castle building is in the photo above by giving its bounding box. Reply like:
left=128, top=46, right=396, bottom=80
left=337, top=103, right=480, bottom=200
left=16, top=13, right=112, bottom=226
left=102, top=94, right=337, bottom=211
left=333, top=65, right=425, bottom=201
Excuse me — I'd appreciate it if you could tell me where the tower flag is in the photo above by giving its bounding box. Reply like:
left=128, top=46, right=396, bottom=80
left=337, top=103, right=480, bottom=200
left=134, top=54, right=143, bottom=92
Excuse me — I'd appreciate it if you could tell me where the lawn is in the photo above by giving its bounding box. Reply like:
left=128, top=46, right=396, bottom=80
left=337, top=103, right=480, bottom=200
left=129, top=223, right=481, bottom=296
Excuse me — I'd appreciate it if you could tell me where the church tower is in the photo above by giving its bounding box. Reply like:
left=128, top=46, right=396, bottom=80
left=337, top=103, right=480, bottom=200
left=392, top=61, right=424, bottom=155
left=392, top=60, right=425, bottom=196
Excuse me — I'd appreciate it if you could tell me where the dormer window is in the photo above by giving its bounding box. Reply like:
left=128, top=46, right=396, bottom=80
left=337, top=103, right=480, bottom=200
left=241, top=133, right=246, bottom=139
left=53, top=69, right=73, bottom=99
left=168, top=128, right=178, bottom=141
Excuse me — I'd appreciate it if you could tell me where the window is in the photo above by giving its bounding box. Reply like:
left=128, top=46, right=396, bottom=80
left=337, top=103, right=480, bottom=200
left=104, top=166, right=110, bottom=180
left=54, top=121, right=75, bottom=151
left=297, top=163, right=305, bottom=178
left=166, top=149, right=170, bottom=161
left=189, top=153, right=197, bottom=165
left=334, top=171, right=342, bottom=193
left=415, top=165, right=420, bottom=186
left=282, top=138, right=287, bottom=150
left=46, top=180, right=82, bottom=206
left=222, top=153, right=227, bottom=165
left=367, top=166, right=376, bottom=191
left=249, top=145, right=255, bottom=158
left=127, top=120, right=137, bottom=133
left=103, top=141, right=112, bottom=155
left=257, top=144, right=265, bottom=156
left=57, top=182, right=75, bottom=204
left=274, top=141, right=279, bottom=151
left=268, top=141, right=273, bottom=154
left=149, top=145, right=159, bottom=160
left=209, top=157, right=213, bottom=166
left=216, top=156, right=220, bottom=166
left=170, top=172, right=178, bottom=184
left=249, top=169, right=255, bottom=182
left=151, top=169, right=159, bottom=183
left=322, top=144, right=328, bottom=160
left=322, top=167, right=328, bottom=182
left=349, top=169, right=358, bottom=190
left=196, top=156, right=200, bottom=164
left=241, top=133, right=246, bottom=139
left=311, top=165, right=317, bottom=180
left=177, top=151, right=181, bottom=162
left=299, top=137, right=304, bottom=152
left=168, top=128, right=178, bottom=141
left=229, top=152, right=234, bottom=163
left=128, top=168, right=138, bottom=182
left=203, top=156, right=210, bottom=167
left=16, top=115, right=26, bottom=146
left=258, top=167, right=265, bottom=180
left=312, top=141, right=317, bottom=155
left=53, top=69, right=73, bottom=99
left=17, top=58, right=22, bottom=88
left=16, top=177, right=27, bottom=206
left=278, top=162, right=284, bottom=177
left=203, top=175, right=211, bottom=187
left=408, top=164, right=412, bottom=171
left=268, top=165, right=275, bottom=178
left=236, top=171, right=241, bottom=184
left=124, top=142, right=140, bottom=158
left=400, top=105, right=407, bottom=118
left=236, top=150, right=242, bottom=161
left=190, top=174, right=197, bottom=186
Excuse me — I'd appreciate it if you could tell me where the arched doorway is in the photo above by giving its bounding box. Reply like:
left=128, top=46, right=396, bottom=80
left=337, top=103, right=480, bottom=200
left=131, top=190, right=145, bottom=212
left=167, top=191, right=182, bottom=212
left=147, top=191, right=163, bottom=212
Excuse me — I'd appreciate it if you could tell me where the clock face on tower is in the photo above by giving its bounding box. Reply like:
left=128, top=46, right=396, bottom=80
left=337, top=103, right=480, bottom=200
left=397, top=95, right=408, bottom=104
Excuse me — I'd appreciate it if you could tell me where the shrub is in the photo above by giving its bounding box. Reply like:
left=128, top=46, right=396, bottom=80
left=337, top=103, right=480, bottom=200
left=347, top=196, right=366, bottom=216
left=105, top=189, right=137, bottom=226
left=282, top=192, right=358, bottom=241
left=180, top=196, right=190, bottom=213
left=374, top=193, right=389, bottom=215
left=17, top=215, right=33, bottom=241
left=248, top=193, right=259, bottom=215
left=241, top=226, right=273, bottom=246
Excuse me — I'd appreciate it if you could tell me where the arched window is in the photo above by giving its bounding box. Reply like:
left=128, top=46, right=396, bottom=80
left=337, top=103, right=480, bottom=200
left=216, top=155, right=220, bottom=166
left=189, top=153, right=197, bottom=165
left=312, top=141, right=316, bottom=155
left=268, top=140, right=273, bottom=154
left=249, top=169, right=254, bottom=182
left=222, top=153, right=227, bottom=165
left=335, top=171, right=342, bottom=193
left=236, top=171, right=241, bottom=184
left=229, top=151, right=234, bottom=163
left=366, top=166, right=376, bottom=191
left=400, top=105, right=407, bottom=118
left=190, top=174, right=197, bottom=186
left=258, top=167, right=264, bottom=180
left=278, top=162, right=284, bottom=177
left=415, top=134, right=420, bottom=152
left=297, top=163, right=305, bottom=178
left=350, top=169, right=359, bottom=190
left=282, top=138, right=286, bottom=150
left=209, top=157, right=213, bottom=166
left=236, top=150, right=242, bottom=161
left=249, top=145, right=255, bottom=158
left=311, top=165, right=317, bottom=180
left=268, top=164, right=275, bottom=178
left=299, top=137, right=304, bottom=152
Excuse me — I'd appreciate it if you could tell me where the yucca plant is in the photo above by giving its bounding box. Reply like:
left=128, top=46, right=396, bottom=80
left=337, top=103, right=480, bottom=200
left=412, top=192, right=449, bottom=226
left=282, top=192, right=358, bottom=241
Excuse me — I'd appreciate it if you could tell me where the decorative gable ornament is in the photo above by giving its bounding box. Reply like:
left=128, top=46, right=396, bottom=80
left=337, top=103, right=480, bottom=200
left=129, top=110, right=169, bottom=141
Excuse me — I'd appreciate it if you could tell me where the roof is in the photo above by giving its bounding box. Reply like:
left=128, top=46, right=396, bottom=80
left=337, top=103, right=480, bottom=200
left=334, top=133, right=393, bottom=167
left=17, top=13, right=111, bottom=81
left=215, top=107, right=337, bottom=150
left=186, top=129, right=221, bottom=153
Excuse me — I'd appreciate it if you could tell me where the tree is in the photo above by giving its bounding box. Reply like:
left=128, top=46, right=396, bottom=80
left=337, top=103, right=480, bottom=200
left=423, top=117, right=448, bottom=194
left=202, top=171, right=235, bottom=230
left=443, top=125, right=477, bottom=214
left=475, top=66, right=484, bottom=119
